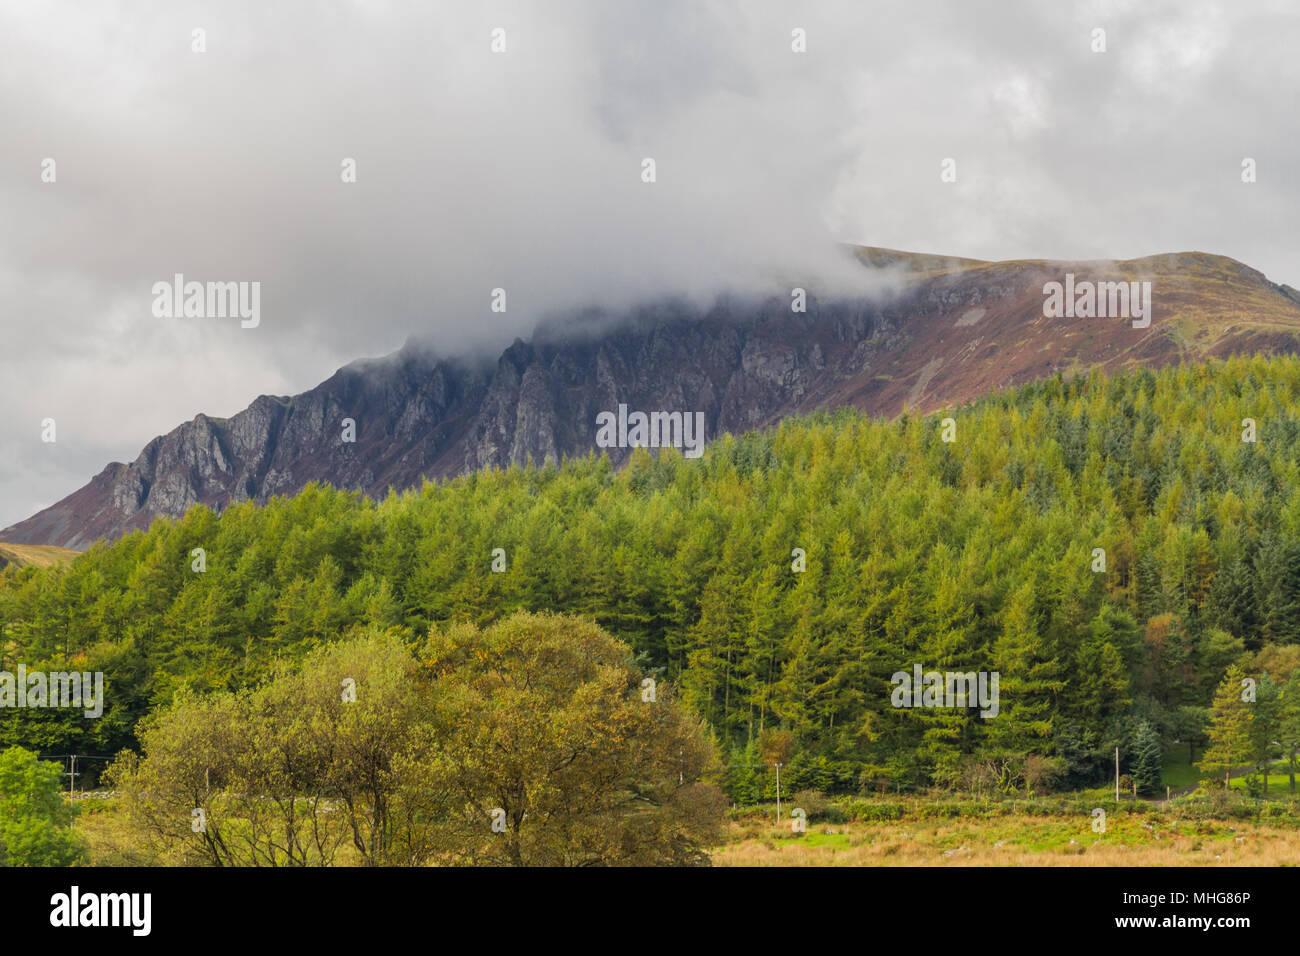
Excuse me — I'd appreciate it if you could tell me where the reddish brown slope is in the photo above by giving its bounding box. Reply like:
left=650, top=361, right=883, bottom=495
left=826, top=248, right=1300, bottom=417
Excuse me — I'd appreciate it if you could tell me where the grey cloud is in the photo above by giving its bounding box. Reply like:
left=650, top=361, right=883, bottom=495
left=0, top=0, right=1296, bottom=526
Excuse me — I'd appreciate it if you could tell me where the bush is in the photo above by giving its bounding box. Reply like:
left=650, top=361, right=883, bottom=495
left=841, top=800, right=906, bottom=822
left=0, top=747, right=87, bottom=867
left=1023, top=755, right=1067, bottom=795
left=792, top=789, right=843, bottom=822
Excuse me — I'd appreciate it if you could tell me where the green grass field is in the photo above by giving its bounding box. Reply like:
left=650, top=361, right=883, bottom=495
left=1162, top=742, right=1202, bottom=790
left=1162, top=742, right=1299, bottom=797
left=1228, top=768, right=1299, bottom=795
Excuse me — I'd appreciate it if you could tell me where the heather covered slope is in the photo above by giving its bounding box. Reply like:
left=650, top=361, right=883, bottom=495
left=7, top=248, right=1300, bottom=549
left=4, top=355, right=1300, bottom=792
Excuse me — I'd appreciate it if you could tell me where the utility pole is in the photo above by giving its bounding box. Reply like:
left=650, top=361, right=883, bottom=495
left=1115, top=747, right=1119, bottom=803
left=68, top=754, right=77, bottom=797
left=774, top=762, right=784, bottom=823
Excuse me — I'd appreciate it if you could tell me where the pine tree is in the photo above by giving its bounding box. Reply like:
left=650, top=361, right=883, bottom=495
left=1250, top=672, right=1281, bottom=794
left=1129, top=720, right=1162, bottom=795
left=1198, top=665, right=1255, bottom=787
left=984, top=580, right=1061, bottom=757
left=1257, top=536, right=1300, bottom=644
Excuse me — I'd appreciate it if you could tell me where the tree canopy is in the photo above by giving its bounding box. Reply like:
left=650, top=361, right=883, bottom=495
left=5, top=355, right=1300, bottom=793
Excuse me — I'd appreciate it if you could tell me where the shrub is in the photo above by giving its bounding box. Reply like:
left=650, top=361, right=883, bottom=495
left=0, top=747, right=87, bottom=867
left=1023, top=755, right=1067, bottom=795
left=792, top=789, right=842, bottom=822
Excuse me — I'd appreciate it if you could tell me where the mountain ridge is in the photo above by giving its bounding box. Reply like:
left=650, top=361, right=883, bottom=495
left=8, top=246, right=1300, bottom=549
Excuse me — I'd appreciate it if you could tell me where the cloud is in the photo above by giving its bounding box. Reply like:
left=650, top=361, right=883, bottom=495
left=0, top=0, right=1297, bottom=526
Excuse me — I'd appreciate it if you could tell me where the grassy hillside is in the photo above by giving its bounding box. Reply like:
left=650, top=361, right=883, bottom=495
left=839, top=248, right=1300, bottom=423
left=3, top=354, right=1300, bottom=796
left=0, top=541, right=79, bottom=570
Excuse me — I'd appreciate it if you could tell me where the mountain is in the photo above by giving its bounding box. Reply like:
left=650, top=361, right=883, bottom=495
left=7, top=246, right=1300, bottom=549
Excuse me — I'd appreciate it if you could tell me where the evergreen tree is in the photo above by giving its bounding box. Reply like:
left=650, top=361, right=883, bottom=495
left=1249, top=672, right=1281, bottom=794
left=1198, top=665, right=1255, bottom=787
left=985, top=580, right=1061, bottom=757
left=1129, top=719, right=1162, bottom=795
left=1256, top=536, right=1300, bottom=645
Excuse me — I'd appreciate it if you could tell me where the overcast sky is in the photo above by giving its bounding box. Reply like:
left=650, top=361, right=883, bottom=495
left=1, top=0, right=1297, bottom=529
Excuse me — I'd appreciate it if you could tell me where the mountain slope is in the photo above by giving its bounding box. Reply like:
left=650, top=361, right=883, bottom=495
left=0, top=542, right=80, bottom=570
left=7, top=247, right=1300, bottom=549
